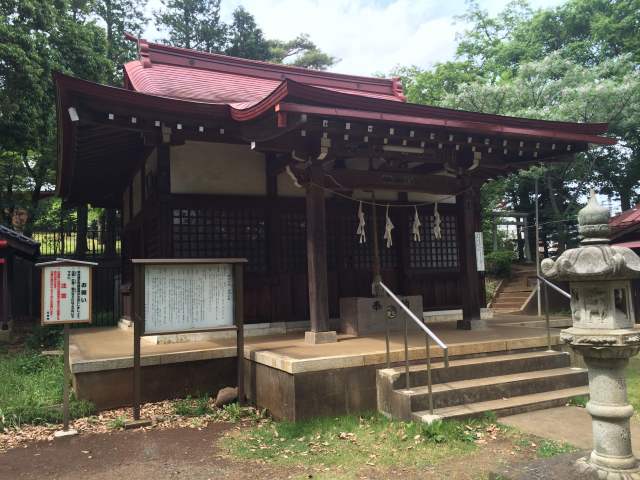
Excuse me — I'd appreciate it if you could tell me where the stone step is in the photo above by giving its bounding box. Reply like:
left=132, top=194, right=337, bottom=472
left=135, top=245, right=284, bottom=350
left=404, top=367, right=587, bottom=412
left=496, top=292, right=531, bottom=300
left=492, top=301, right=526, bottom=308
left=501, top=286, right=534, bottom=293
left=412, top=386, right=589, bottom=422
left=385, top=350, right=570, bottom=390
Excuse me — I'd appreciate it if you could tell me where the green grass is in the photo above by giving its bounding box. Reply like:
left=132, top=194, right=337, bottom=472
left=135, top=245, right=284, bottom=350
left=567, top=395, right=588, bottom=408
left=536, top=439, right=577, bottom=458
left=0, top=350, right=94, bottom=429
left=227, top=412, right=499, bottom=471
left=627, top=356, right=640, bottom=415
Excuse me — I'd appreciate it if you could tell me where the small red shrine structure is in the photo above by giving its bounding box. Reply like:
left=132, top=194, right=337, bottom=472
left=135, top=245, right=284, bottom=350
left=55, top=38, right=614, bottom=340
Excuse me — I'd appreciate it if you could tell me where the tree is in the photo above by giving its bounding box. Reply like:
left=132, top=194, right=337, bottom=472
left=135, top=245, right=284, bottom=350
left=438, top=52, right=640, bottom=249
left=390, top=60, right=479, bottom=105
left=154, top=0, right=226, bottom=53
left=91, top=0, right=149, bottom=83
left=225, top=6, right=270, bottom=60
left=0, top=0, right=112, bottom=231
left=268, top=34, right=336, bottom=70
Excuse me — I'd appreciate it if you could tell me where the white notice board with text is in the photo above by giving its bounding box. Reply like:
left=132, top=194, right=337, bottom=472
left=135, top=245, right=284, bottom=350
left=143, top=263, right=234, bottom=334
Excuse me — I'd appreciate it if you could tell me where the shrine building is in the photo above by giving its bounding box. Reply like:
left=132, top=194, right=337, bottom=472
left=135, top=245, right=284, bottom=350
left=55, top=38, right=613, bottom=420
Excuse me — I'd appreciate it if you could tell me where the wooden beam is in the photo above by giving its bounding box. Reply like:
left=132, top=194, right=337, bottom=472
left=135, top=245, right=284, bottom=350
left=306, top=165, right=330, bottom=332
left=296, top=168, right=465, bottom=195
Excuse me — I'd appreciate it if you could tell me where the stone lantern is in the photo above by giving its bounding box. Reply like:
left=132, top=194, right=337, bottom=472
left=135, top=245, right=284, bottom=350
left=541, top=191, right=640, bottom=479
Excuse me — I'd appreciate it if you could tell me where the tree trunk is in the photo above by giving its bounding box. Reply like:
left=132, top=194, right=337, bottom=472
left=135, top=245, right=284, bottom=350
left=104, top=208, right=117, bottom=257
left=76, top=204, right=88, bottom=258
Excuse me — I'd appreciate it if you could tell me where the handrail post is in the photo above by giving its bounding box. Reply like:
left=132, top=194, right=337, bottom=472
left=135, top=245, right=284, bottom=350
left=385, top=310, right=390, bottom=369
left=543, top=281, right=552, bottom=351
left=404, top=314, right=410, bottom=390
left=425, top=334, right=434, bottom=414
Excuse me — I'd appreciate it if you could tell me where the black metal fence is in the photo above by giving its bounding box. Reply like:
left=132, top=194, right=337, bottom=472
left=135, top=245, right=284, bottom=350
left=32, top=228, right=121, bottom=258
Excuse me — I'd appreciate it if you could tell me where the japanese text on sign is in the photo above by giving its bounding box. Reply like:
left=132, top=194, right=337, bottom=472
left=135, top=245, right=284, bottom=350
left=143, top=264, right=234, bottom=334
left=42, top=266, right=91, bottom=324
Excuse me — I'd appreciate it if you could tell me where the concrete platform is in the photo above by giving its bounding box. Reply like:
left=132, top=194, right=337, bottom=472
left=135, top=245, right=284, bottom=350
left=69, top=314, right=567, bottom=419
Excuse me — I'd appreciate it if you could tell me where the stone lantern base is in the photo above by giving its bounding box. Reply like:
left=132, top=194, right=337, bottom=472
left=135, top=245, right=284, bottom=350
left=575, top=457, right=640, bottom=480
left=563, top=331, right=640, bottom=480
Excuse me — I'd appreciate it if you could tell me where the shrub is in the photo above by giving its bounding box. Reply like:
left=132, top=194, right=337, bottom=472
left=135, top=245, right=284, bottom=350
left=25, top=325, right=63, bottom=350
left=485, top=250, right=515, bottom=278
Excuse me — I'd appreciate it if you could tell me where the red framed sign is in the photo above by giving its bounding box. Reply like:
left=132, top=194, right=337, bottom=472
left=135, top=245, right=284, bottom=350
left=37, top=259, right=97, bottom=325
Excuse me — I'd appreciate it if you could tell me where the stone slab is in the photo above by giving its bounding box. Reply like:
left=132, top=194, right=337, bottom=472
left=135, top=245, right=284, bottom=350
left=124, top=419, right=152, bottom=430
left=53, top=429, right=79, bottom=438
left=304, top=330, right=338, bottom=345
left=339, top=296, right=423, bottom=336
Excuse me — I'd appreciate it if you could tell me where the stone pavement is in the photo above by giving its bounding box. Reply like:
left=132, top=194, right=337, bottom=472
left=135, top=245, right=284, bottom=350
left=500, top=406, right=640, bottom=456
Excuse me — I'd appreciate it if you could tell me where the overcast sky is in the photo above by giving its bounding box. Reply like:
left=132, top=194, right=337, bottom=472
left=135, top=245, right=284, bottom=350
left=143, top=0, right=565, bottom=76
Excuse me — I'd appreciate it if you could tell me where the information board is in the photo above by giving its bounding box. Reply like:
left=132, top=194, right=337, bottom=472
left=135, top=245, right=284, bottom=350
left=475, top=232, right=486, bottom=272
left=41, top=265, right=92, bottom=324
left=143, top=263, right=234, bottom=334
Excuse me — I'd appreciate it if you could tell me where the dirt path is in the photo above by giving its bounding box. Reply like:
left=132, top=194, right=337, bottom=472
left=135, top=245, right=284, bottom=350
left=0, top=423, right=299, bottom=480
left=0, top=422, right=537, bottom=480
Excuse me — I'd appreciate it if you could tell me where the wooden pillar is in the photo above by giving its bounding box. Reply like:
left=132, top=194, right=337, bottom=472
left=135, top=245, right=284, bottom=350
left=456, top=185, right=484, bottom=330
left=265, top=153, right=280, bottom=323
left=304, top=165, right=336, bottom=344
left=397, top=192, right=411, bottom=294
left=157, top=144, right=171, bottom=257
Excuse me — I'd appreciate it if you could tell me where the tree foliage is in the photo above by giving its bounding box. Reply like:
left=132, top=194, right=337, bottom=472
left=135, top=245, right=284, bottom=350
left=0, top=0, right=333, bottom=233
left=0, top=0, right=113, bottom=232
left=396, top=0, right=640, bottom=252
left=154, top=0, right=226, bottom=52
left=154, top=1, right=336, bottom=69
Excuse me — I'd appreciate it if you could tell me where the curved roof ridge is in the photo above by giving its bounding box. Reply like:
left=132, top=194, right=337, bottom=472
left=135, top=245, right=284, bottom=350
left=123, top=36, right=406, bottom=102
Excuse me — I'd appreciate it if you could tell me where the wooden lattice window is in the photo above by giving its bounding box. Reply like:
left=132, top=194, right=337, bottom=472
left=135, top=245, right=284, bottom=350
left=279, top=209, right=337, bottom=273
left=409, top=213, right=459, bottom=269
left=280, top=211, right=307, bottom=273
left=172, top=207, right=267, bottom=272
left=340, top=209, right=398, bottom=270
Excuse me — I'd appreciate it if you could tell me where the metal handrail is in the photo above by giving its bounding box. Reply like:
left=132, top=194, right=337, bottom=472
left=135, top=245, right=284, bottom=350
left=536, top=275, right=571, bottom=299
left=535, top=275, right=571, bottom=351
left=377, top=281, right=449, bottom=416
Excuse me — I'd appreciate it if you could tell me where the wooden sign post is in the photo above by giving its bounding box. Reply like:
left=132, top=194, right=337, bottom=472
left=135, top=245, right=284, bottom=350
left=130, top=258, right=247, bottom=423
left=36, top=258, right=97, bottom=438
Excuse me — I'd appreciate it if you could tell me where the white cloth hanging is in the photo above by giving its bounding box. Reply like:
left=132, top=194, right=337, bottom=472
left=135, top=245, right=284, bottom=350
left=356, top=201, right=366, bottom=244
left=433, top=202, right=442, bottom=240
left=412, top=206, right=422, bottom=242
left=384, top=204, right=394, bottom=248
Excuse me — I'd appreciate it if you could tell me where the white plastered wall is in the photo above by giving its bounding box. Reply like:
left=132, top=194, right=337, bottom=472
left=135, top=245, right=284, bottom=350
left=170, top=141, right=266, bottom=195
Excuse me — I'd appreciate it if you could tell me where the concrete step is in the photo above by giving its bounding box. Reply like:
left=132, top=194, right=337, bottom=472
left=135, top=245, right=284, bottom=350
left=412, top=386, right=589, bottom=422
left=492, top=308, right=522, bottom=313
left=404, top=367, right=587, bottom=412
left=385, top=351, right=570, bottom=390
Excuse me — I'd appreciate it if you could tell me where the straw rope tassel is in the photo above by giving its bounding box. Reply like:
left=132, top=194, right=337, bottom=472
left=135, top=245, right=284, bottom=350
left=412, top=206, right=422, bottom=242
left=384, top=204, right=394, bottom=248
left=356, top=201, right=366, bottom=244
left=433, top=202, right=442, bottom=240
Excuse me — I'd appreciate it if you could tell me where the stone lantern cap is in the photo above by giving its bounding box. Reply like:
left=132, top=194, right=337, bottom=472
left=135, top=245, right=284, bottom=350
left=541, top=191, right=640, bottom=282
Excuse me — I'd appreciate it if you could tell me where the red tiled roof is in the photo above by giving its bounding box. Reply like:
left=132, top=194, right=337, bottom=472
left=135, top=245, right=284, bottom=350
left=118, top=39, right=614, bottom=145
left=610, top=204, right=640, bottom=232
left=123, top=39, right=405, bottom=106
